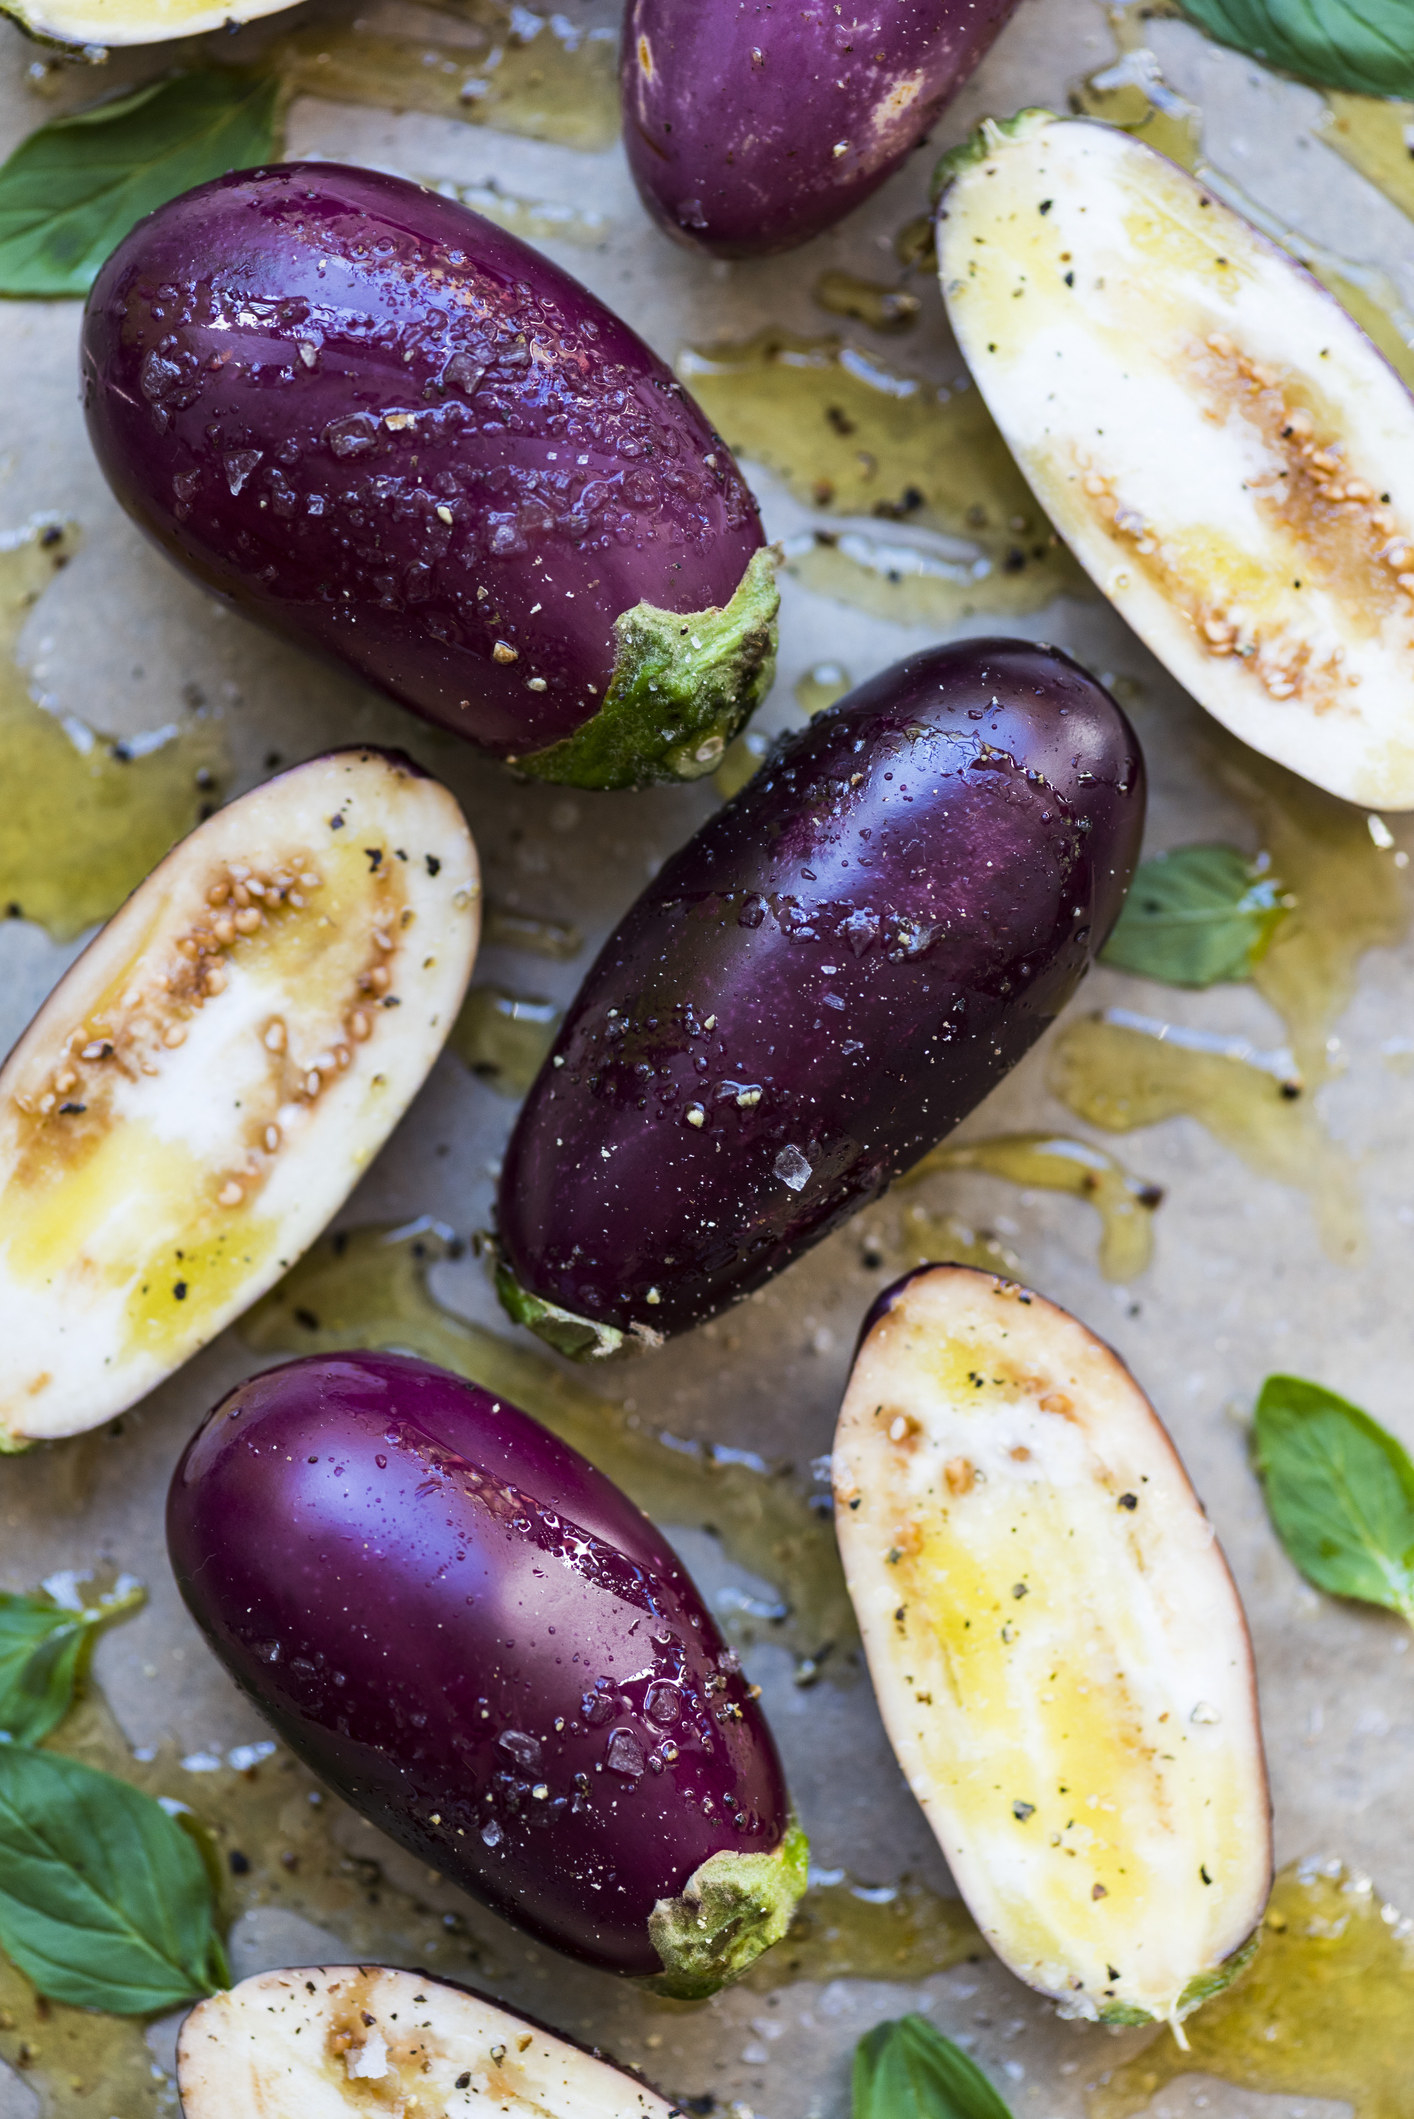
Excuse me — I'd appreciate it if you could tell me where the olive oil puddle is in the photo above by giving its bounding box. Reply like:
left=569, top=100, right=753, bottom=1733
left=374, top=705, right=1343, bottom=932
left=1317, top=92, right=1414, bottom=225
left=677, top=332, right=1087, bottom=626
left=1050, top=1014, right=1363, bottom=1262
left=243, top=1223, right=856, bottom=1668
left=899, top=1133, right=1163, bottom=1281
left=1074, top=21, right=1414, bottom=387
left=482, top=902, right=582, bottom=960
left=0, top=523, right=227, bottom=943
left=813, top=271, right=922, bottom=335
left=1208, top=730, right=1408, bottom=1089
left=1089, top=1858, right=1414, bottom=2119
left=264, top=0, right=620, bottom=152
left=453, top=984, right=561, bottom=1096
left=424, top=176, right=610, bottom=249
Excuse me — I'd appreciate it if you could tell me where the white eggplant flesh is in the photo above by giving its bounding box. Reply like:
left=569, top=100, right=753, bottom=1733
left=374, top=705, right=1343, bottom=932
left=4, top=0, right=301, bottom=48
left=177, top=1965, right=679, bottom=2118
left=0, top=749, right=478, bottom=1447
left=936, top=111, right=1414, bottom=809
left=833, top=1265, right=1271, bottom=2027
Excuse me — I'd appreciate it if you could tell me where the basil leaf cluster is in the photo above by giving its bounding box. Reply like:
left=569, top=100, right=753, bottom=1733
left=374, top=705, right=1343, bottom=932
left=1101, top=844, right=1286, bottom=989
left=0, top=1578, right=145, bottom=1746
left=0, top=1575, right=227, bottom=2013
left=1255, top=1374, right=1414, bottom=1622
left=0, top=71, right=281, bottom=300
left=1180, top=0, right=1414, bottom=100
left=0, top=1749, right=230, bottom=2013
left=853, top=2015, right=1014, bottom=2119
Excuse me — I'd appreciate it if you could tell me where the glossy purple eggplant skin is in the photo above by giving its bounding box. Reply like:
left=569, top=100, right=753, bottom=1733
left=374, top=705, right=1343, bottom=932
left=497, top=639, right=1144, bottom=1347
left=166, top=1351, right=793, bottom=1978
left=81, top=162, right=764, bottom=761
left=622, top=0, right=1020, bottom=258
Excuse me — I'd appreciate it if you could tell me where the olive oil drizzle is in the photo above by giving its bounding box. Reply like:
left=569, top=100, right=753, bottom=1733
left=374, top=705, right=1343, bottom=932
left=900, top=1133, right=1163, bottom=1282
left=1089, top=1858, right=1414, bottom=2119
left=260, top=0, right=620, bottom=152
left=678, top=331, right=1085, bottom=627
left=0, top=523, right=227, bottom=944
left=1050, top=1014, right=1363, bottom=1262
left=1317, top=92, right=1414, bottom=224
left=453, top=984, right=562, bottom=1097
left=243, top=1223, right=856, bottom=1668
left=1206, top=729, right=1409, bottom=1088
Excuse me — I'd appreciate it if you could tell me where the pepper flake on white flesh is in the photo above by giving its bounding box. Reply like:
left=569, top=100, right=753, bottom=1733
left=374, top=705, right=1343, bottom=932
left=834, top=1264, right=1271, bottom=2028
left=0, top=749, right=478, bottom=1446
left=937, top=111, right=1414, bottom=808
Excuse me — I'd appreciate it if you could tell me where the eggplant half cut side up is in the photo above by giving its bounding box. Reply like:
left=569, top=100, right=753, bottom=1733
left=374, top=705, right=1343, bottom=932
left=0, top=751, right=479, bottom=1446
left=936, top=110, right=1414, bottom=808
left=178, top=1966, right=680, bottom=2114
left=495, top=638, right=1144, bottom=1357
left=82, top=163, right=778, bottom=791
left=834, top=1264, right=1272, bottom=2030
left=167, top=1351, right=807, bottom=1994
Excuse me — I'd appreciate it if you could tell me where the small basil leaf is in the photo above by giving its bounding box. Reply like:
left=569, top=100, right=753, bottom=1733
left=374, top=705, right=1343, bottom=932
left=853, top=2015, right=1014, bottom=2119
left=0, top=1577, right=146, bottom=1745
left=0, top=1748, right=228, bottom=2014
left=1100, top=843, right=1286, bottom=988
left=1254, top=1374, right=1414, bottom=1621
left=0, top=71, right=282, bottom=301
left=1179, top=0, right=1414, bottom=100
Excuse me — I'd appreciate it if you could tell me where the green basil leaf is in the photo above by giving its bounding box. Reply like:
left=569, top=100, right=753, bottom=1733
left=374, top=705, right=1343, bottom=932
left=853, top=2015, right=1014, bottom=2119
left=1255, top=1374, right=1414, bottom=1621
left=0, top=70, right=282, bottom=301
left=1179, top=0, right=1414, bottom=100
left=0, top=1577, right=146, bottom=1745
left=0, top=1748, right=228, bottom=2013
left=1100, top=843, right=1286, bottom=988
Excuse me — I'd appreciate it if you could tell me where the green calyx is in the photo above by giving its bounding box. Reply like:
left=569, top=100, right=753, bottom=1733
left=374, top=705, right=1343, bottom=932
left=645, top=1820, right=809, bottom=2000
left=493, top=1261, right=629, bottom=1360
left=1096, top=1924, right=1263, bottom=2027
left=516, top=544, right=780, bottom=792
left=931, top=107, right=1060, bottom=205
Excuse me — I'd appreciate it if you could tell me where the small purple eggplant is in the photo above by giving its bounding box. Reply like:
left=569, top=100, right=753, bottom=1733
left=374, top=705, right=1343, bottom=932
left=495, top=638, right=1144, bottom=1355
left=621, top=0, right=1020, bottom=258
left=81, top=163, right=777, bottom=790
left=166, top=1351, right=806, bottom=1993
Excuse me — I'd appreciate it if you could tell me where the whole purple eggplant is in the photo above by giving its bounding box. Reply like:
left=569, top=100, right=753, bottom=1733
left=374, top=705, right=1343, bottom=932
left=621, top=0, right=1019, bottom=257
left=166, top=1350, right=805, bottom=1992
left=81, top=163, right=776, bottom=790
left=496, top=639, right=1144, bottom=1354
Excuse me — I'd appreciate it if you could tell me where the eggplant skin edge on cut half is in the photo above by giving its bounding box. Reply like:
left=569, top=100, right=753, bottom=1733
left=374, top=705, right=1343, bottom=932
left=0, top=748, right=479, bottom=1448
left=936, top=109, right=1414, bottom=811
left=176, top=1964, right=682, bottom=2116
left=833, top=1263, right=1272, bottom=2029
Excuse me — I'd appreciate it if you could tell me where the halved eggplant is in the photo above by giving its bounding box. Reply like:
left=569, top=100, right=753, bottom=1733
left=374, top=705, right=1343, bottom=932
left=177, top=1965, right=677, bottom=2117
left=0, top=750, right=478, bottom=1447
left=4, top=0, right=298, bottom=44
left=833, top=1264, right=1271, bottom=2028
left=936, top=111, right=1414, bottom=808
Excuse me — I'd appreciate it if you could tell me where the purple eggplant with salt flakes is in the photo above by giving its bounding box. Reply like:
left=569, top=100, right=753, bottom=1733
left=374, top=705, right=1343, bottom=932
left=495, top=639, right=1145, bottom=1358
left=81, top=162, right=777, bottom=791
left=166, top=1350, right=806, bottom=1995
left=621, top=0, right=1020, bottom=258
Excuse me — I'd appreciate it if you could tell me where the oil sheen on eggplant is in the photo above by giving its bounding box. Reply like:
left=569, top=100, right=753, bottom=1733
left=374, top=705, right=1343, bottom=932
left=496, top=639, right=1144, bottom=1355
left=166, top=1350, right=806, bottom=1995
left=80, top=163, right=776, bottom=791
